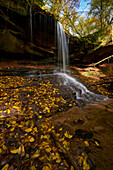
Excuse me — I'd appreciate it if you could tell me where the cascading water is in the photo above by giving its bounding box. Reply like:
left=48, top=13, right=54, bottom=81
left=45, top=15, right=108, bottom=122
left=56, top=22, right=108, bottom=106
left=29, top=6, right=33, bottom=43
left=57, top=22, right=69, bottom=72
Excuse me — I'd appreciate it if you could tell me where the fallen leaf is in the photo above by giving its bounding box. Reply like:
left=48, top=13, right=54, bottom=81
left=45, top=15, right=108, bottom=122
left=10, top=127, right=15, bottom=132
left=56, top=157, right=61, bottom=163
left=0, top=148, right=2, bottom=153
left=42, top=163, right=52, bottom=170
left=45, top=147, right=51, bottom=152
left=31, top=166, right=36, bottom=170
left=64, top=131, right=73, bottom=138
left=25, top=128, right=32, bottom=132
left=29, top=137, right=35, bottom=142
left=95, top=141, right=100, bottom=146
left=31, top=150, right=40, bottom=158
left=2, top=164, right=9, bottom=170
left=7, top=109, right=10, bottom=114
left=38, top=115, right=42, bottom=119
left=18, top=144, right=25, bottom=157
left=84, top=141, right=89, bottom=147
left=70, top=166, right=74, bottom=170
left=10, top=149, right=19, bottom=154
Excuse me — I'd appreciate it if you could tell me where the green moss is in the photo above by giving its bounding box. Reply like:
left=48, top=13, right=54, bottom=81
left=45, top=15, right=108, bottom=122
left=0, top=29, right=24, bottom=53
left=0, top=1, right=28, bottom=16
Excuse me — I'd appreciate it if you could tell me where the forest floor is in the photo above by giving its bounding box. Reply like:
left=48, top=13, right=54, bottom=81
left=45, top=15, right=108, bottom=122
left=0, top=60, right=113, bottom=170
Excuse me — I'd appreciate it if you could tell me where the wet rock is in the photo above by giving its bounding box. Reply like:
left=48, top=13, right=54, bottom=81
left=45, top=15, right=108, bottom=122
left=88, top=153, right=96, bottom=169
left=85, top=114, right=95, bottom=120
left=107, top=108, right=113, bottom=113
left=73, top=129, right=93, bottom=139
left=74, top=118, right=84, bottom=125
left=94, top=126, right=104, bottom=132
left=0, top=2, right=55, bottom=61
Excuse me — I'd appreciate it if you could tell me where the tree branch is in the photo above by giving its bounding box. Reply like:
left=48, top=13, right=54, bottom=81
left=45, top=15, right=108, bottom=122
left=88, top=55, right=113, bottom=67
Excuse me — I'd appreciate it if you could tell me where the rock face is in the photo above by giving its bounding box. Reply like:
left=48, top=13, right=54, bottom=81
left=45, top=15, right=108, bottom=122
left=0, top=1, right=56, bottom=63
left=0, top=1, right=113, bottom=65
left=69, top=25, right=113, bottom=65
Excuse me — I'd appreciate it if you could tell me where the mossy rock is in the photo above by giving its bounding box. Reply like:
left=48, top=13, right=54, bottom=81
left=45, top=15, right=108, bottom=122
left=0, top=29, right=24, bottom=53
left=0, top=0, right=28, bottom=16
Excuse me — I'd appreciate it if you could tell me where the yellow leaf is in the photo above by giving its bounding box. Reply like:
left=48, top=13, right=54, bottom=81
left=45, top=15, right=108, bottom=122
left=10, top=127, right=15, bottom=132
left=7, top=124, right=11, bottom=128
left=45, top=147, right=51, bottom=152
left=0, top=148, right=2, bottom=153
left=33, top=127, right=38, bottom=132
left=18, top=144, right=25, bottom=157
left=29, top=137, right=35, bottom=142
left=42, top=166, right=51, bottom=170
left=3, top=145, right=7, bottom=150
left=71, top=166, right=74, bottom=170
left=2, top=164, right=9, bottom=170
left=48, top=128, right=52, bottom=132
left=50, top=153, right=57, bottom=160
left=84, top=141, right=89, bottom=147
left=18, top=125, right=23, bottom=127
left=83, top=160, right=90, bottom=170
left=64, top=131, right=73, bottom=139
left=63, top=140, right=68, bottom=146
left=25, top=128, right=32, bottom=132
left=13, top=106, right=19, bottom=110
left=31, top=150, right=40, bottom=158
left=60, top=137, right=65, bottom=142
left=0, top=115, right=4, bottom=118
left=3, top=97, right=7, bottom=100
left=31, top=166, right=36, bottom=170
left=56, top=133, right=60, bottom=137
left=10, top=149, right=19, bottom=154
left=42, top=163, right=52, bottom=170
left=56, top=157, right=61, bottom=163
left=31, top=121, right=34, bottom=128
left=38, top=115, right=42, bottom=119
left=12, top=121, right=16, bottom=124
left=78, top=156, right=84, bottom=166
left=7, top=109, right=10, bottom=114
left=95, top=141, right=100, bottom=146
left=59, top=128, right=63, bottom=131
left=39, top=155, right=46, bottom=161
left=26, top=154, right=29, bottom=158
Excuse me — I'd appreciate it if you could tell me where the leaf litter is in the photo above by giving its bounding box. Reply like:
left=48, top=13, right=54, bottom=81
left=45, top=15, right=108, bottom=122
left=0, top=67, right=108, bottom=170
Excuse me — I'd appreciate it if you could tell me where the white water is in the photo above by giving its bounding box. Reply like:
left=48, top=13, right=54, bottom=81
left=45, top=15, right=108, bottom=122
left=30, top=7, right=33, bottom=43
left=56, top=22, right=108, bottom=106
left=57, top=22, right=69, bottom=72
left=55, top=73, right=108, bottom=106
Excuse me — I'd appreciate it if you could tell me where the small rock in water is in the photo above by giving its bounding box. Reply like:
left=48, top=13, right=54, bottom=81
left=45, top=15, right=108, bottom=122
left=74, top=118, right=84, bottom=125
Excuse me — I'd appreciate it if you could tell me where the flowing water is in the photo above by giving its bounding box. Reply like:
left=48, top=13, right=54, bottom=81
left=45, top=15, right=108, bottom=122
left=57, top=22, right=69, bottom=72
left=56, top=22, right=108, bottom=105
left=55, top=72, right=108, bottom=106
left=27, top=11, right=108, bottom=106
left=29, top=6, right=33, bottom=43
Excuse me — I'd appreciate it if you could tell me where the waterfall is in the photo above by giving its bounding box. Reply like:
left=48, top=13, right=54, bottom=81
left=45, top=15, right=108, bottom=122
left=57, top=22, right=69, bottom=72
left=30, top=6, right=33, bottom=43
left=56, top=21, right=108, bottom=106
